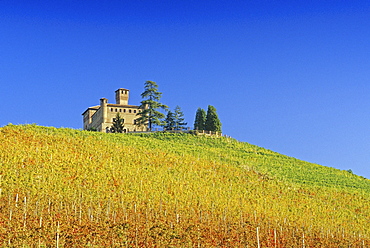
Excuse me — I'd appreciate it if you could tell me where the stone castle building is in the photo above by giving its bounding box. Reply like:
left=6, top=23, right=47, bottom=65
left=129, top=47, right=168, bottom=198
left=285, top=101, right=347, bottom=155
left=82, top=88, right=147, bottom=132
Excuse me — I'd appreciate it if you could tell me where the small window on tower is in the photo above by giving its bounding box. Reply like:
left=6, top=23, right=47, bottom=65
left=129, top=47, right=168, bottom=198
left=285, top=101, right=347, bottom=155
left=115, top=109, right=117, bottom=112
left=111, top=108, right=113, bottom=112
left=134, top=110, right=136, bottom=113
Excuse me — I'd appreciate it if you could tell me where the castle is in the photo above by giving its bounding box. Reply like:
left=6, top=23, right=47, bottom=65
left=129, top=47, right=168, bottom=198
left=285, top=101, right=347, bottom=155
left=82, top=88, right=147, bottom=132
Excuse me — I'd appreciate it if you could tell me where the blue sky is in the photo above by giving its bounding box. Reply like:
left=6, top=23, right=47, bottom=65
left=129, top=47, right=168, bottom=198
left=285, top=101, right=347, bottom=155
left=1, top=1, right=369, bottom=179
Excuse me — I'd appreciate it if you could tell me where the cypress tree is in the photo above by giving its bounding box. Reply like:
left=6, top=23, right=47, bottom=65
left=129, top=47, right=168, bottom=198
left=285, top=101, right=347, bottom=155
left=204, top=105, right=221, bottom=132
left=194, top=108, right=206, bottom=130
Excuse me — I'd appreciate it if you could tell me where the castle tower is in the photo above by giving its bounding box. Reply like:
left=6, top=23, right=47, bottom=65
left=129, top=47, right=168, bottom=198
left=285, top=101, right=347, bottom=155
left=100, top=98, right=108, bottom=125
left=115, top=88, right=129, bottom=105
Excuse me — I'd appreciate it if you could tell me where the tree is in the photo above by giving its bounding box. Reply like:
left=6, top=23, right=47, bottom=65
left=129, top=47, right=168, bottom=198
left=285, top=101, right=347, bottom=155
left=204, top=105, right=221, bottom=132
left=173, top=105, right=187, bottom=130
left=164, top=111, right=176, bottom=130
left=136, top=81, right=168, bottom=130
left=111, top=113, right=125, bottom=133
left=194, top=107, right=206, bottom=130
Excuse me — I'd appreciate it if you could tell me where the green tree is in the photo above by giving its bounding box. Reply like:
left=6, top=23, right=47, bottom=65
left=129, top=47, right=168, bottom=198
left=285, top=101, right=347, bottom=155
left=164, top=111, right=176, bottom=130
left=205, top=105, right=221, bottom=132
left=136, top=81, right=168, bottom=130
left=173, top=105, right=187, bottom=130
left=111, top=113, right=125, bottom=133
left=194, top=107, right=206, bottom=130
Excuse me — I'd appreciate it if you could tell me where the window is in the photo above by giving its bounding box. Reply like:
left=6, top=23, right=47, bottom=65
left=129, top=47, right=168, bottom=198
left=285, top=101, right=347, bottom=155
left=134, top=110, right=136, bottom=113
left=115, top=109, right=117, bottom=112
left=129, top=109, right=132, bottom=113
left=111, top=108, right=113, bottom=112
left=119, top=109, right=122, bottom=112
left=124, top=109, right=126, bottom=113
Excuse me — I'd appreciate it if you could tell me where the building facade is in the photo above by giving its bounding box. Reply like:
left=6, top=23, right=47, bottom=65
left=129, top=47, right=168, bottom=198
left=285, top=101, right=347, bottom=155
left=82, top=88, right=147, bottom=132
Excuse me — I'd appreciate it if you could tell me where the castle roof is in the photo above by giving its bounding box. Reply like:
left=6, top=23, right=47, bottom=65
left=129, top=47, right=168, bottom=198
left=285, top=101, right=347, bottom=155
left=81, top=106, right=99, bottom=115
left=107, top=103, right=140, bottom=108
left=82, top=103, right=141, bottom=115
left=115, top=88, right=130, bottom=91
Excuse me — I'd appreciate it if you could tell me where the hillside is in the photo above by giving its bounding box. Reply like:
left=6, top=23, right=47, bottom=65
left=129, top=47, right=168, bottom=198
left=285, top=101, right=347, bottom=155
left=0, top=124, right=369, bottom=247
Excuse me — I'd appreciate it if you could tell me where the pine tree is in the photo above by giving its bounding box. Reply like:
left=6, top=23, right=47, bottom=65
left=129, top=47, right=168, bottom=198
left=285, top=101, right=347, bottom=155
left=205, top=105, right=221, bottom=132
left=136, top=81, right=168, bottom=130
left=164, top=111, right=176, bottom=130
left=173, top=105, right=187, bottom=130
left=111, top=113, right=125, bottom=133
left=194, top=107, right=206, bottom=130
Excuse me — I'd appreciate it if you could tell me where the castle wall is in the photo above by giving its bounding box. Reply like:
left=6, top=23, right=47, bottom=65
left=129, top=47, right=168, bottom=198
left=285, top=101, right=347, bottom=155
left=105, top=105, right=146, bottom=132
left=82, top=108, right=98, bottom=130
left=88, top=107, right=104, bottom=131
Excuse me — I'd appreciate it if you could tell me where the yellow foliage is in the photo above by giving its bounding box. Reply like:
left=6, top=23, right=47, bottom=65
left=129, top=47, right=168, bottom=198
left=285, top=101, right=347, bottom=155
left=0, top=124, right=369, bottom=247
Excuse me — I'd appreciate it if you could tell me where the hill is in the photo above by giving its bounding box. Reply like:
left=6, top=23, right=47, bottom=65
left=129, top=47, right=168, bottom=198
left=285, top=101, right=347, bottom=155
left=0, top=124, right=369, bottom=247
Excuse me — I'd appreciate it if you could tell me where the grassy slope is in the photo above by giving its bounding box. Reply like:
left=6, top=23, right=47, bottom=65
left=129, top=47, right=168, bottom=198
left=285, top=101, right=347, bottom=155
left=0, top=124, right=369, bottom=246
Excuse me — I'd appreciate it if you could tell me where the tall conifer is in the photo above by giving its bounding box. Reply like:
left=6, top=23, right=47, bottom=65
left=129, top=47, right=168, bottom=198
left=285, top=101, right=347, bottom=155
left=173, top=105, right=187, bottom=130
left=194, top=108, right=206, bottom=130
left=164, top=111, right=176, bottom=130
left=136, top=81, right=168, bottom=130
left=205, top=105, right=221, bottom=132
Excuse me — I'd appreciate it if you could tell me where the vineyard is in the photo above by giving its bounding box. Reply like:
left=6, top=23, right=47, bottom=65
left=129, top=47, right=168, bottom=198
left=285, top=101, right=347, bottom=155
left=0, top=124, right=369, bottom=247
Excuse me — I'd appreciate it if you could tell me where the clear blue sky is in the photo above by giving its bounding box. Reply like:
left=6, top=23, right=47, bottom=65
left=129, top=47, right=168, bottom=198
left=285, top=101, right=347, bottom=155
left=1, top=1, right=369, bottom=179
